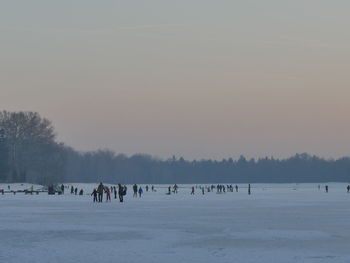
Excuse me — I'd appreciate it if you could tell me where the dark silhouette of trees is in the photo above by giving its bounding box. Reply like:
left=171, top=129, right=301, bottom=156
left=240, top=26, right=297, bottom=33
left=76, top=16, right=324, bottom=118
left=1, top=110, right=350, bottom=184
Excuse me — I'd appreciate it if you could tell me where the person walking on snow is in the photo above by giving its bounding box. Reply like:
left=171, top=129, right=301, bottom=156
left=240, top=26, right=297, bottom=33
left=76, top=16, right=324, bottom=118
left=138, top=187, right=143, bottom=198
left=97, top=182, right=104, bottom=202
left=91, top=189, right=98, bottom=202
left=105, top=187, right=111, bottom=202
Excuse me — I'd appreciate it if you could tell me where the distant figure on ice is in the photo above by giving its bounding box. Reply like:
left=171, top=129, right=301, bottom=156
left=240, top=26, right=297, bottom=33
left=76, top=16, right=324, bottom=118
left=114, top=186, right=117, bottom=199
left=167, top=186, right=171, bottom=195
left=173, top=184, right=178, bottom=194
left=61, top=184, right=65, bottom=194
left=152, top=185, right=155, bottom=192
left=347, top=185, right=350, bottom=193
left=74, top=188, right=78, bottom=195
left=91, top=189, right=98, bottom=202
left=191, top=186, right=195, bottom=195
left=235, top=185, right=238, bottom=192
left=118, top=184, right=124, bottom=202
left=71, top=186, right=74, bottom=194
left=138, top=187, right=143, bottom=197
left=105, top=187, right=111, bottom=202
left=202, top=188, right=205, bottom=195
left=8, top=185, right=10, bottom=190
left=97, top=183, right=104, bottom=202
left=146, top=185, right=149, bottom=192
left=79, top=189, right=84, bottom=196
left=248, top=184, right=251, bottom=195
left=133, top=184, right=138, bottom=198
left=325, top=185, right=328, bottom=193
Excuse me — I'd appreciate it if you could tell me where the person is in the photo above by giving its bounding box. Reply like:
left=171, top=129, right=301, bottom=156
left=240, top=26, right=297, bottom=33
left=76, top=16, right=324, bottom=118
left=133, top=184, right=138, bottom=198
left=97, top=182, right=104, bottom=202
left=74, top=187, right=78, bottom=195
left=248, top=184, right=251, bottom=195
left=202, top=187, right=205, bottom=195
left=118, top=184, right=124, bottom=202
left=61, top=184, right=64, bottom=194
left=347, top=185, right=350, bottom=193
left=114, top=186, right=117, bottom=199
left=325, top=185, right=328, bottom=193
left=168, top=186, right=171, bottom=195
left=79, top=189, right=83, bottom=196
left=151, top=185, right=155, bottom=192
left=146, top=185, right=149, bottom=192
left=91, top=189, right=98, bottom=202
left=105, top=187, right=111, bottom=202
left=174, top=184, right=178, bottom=194
left=138, top=187, right=143, bottom=198
left=71, top=185, right=74, bottom=194
left=235, top=185, right=238, bottom=192
left=191, top=186, right=195, bottom=195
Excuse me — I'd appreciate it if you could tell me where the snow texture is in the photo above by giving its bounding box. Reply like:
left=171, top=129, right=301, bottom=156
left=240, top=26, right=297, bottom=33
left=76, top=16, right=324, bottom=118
left=1, top=183, right=350, bottom=263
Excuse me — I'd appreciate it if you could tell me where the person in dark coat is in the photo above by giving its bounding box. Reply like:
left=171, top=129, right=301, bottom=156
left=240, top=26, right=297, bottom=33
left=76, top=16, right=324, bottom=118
left=114, top=186, right=117, bottom=199
left=133, top=184, right=138, bottom=198
left=118, top=184, right=124, bottom=202
left=91, top=189, right=98, bottom=202
left=97, top=183, right=104, bottom=202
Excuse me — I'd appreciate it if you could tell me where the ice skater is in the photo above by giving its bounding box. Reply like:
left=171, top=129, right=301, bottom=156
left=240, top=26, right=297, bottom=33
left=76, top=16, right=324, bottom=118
left=248, top=184, right=251, bottom=195
left=114, top=186, right=117, bottom=199
left=133, top=184, right=138, bottom=198
left=191, top=186, right=195, bottom=195
left=325, top=185, right=328, bottom=193
left=97, top=182, right=104, bottom=202
left=91, top=189, right=98, bottom=202
left=118, top=184, right=124, bottom=202
left=347, top=185, right=350, bottom=193
left=105, top=187, right=111, bottom=202
left=138, top=187, right=143, bottom=198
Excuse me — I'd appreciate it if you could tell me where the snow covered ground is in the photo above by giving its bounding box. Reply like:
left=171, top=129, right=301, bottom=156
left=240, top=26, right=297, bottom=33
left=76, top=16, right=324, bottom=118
left=1, top=183, right=350, bottom=263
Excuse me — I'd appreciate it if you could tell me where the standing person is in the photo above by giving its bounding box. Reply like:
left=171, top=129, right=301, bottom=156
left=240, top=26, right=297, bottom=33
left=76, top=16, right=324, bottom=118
left=133, top=184, right=138, bottom=198
left=347, top=185, right=350, bottom=193
left=248, top=184, right=251, bottom=195
left=235, top=185, right=238, bottom=192
left=105, top=187, right=111, bottom=202
left=174, top=184, right=178, bottom=194
left=191, top=186, right=195, bottom=195
left=168, top=186, right=171, bottom=195
left=114, top=186, right=117, bottom=199
left=74, top=188, right=78, bottom=195
left=97, top=182, right=104, bottom=203
left=202, top=188, right=205, bottom=195
left=91, top=189, right=98, bottom=202
left=79, top=189, right=84, bottom=195
left=138, top=187, right=143, bottom=198
left=61, top=184, right=65, bottom=194
left=71, top=186, right=74, bottom=194
left=325, top=185, right=328, bottom=193
left=146, top=185, right=149, bottom=192
left=151, top=185, right=155, bottom=192
left=118, top=184, right=124, bottom=203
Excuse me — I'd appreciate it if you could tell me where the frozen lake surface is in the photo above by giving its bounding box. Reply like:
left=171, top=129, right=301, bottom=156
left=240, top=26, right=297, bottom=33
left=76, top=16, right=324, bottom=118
left=1, top=183, right=350, bottom=263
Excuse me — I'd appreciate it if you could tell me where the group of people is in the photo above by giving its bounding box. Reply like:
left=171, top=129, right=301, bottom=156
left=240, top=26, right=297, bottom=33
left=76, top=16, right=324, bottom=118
left=91, top=183, right=127, bottom=203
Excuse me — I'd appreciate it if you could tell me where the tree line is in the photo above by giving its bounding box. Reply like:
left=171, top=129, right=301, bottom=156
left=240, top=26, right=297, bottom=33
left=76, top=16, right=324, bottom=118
left=0, top=111, right=349, bottom=184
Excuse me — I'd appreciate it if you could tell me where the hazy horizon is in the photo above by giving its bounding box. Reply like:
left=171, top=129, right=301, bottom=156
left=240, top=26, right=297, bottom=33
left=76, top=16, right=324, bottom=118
left=1, top=1, right=350, bottom=160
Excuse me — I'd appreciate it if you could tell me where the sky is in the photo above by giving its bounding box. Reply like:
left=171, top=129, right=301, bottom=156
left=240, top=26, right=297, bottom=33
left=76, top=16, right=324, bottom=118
left=1, top=0, right=350, bottom=160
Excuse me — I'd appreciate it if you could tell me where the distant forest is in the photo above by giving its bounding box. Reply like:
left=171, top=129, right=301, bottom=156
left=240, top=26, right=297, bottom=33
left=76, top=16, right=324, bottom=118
left=0, top=111, right=350, bottom=184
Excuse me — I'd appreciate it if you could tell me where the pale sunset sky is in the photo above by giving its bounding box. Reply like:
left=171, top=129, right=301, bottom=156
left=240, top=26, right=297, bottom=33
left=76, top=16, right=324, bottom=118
left=1, top=0, right=350, bottom=159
